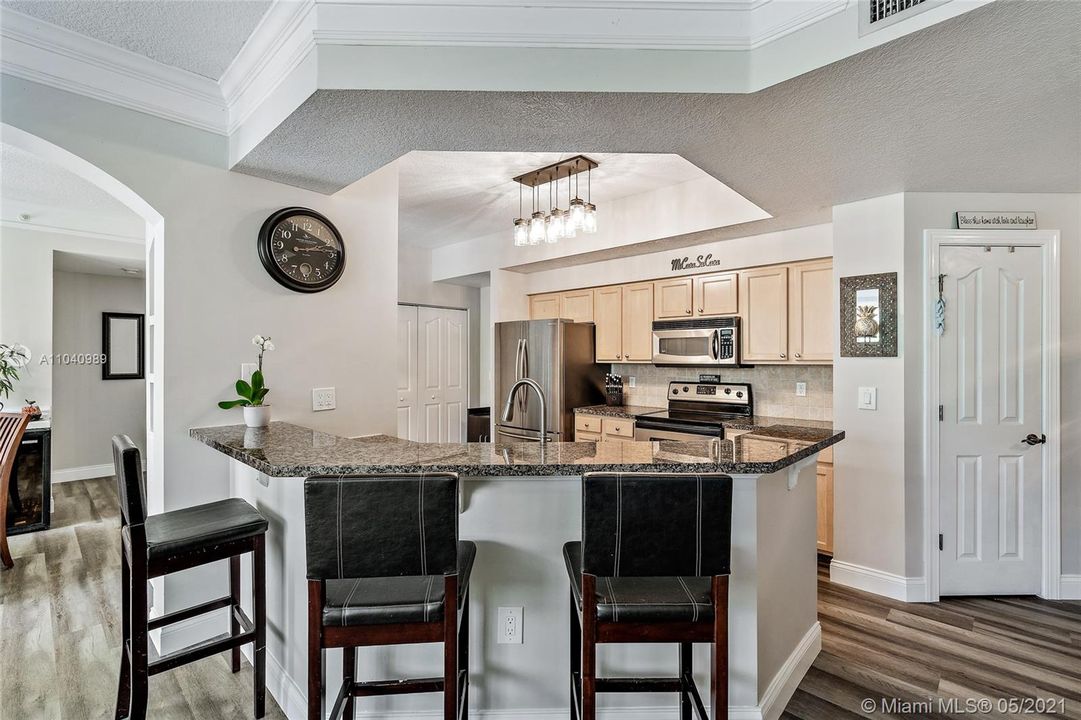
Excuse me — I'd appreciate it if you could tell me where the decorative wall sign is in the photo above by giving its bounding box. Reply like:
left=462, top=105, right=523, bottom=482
left=955, top=211, right=1037, bottom=230
left=840, top=273, right=897, bottom=357
left=670, top=253, right=721, bottom=272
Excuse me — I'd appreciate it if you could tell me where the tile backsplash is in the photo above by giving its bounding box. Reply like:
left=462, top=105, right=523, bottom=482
left=610, top=363, right=833, bottom=421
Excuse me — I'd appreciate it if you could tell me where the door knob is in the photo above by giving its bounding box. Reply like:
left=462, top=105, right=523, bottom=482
left=1022, top=433, right=1047, bottom=446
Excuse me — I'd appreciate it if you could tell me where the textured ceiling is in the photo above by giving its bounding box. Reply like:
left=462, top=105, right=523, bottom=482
left=1, top=142, right=144, bottom=237
left=397, top=151, right=731, bottom=248
left=235, top=0, right=1081, bottom=222
left=2, top=0, right=271, bottom=79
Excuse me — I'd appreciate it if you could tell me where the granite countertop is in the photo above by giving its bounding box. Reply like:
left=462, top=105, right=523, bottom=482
left=573, top=404, right=664, bottom=419
left=190, top=421, right=844, bottom=478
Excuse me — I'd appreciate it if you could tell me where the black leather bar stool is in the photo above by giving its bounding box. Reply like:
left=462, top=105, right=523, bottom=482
left=565, top=472, right=733, bottom=720
left=304, top=473, right=473, bottom=720
left=111, top=435, right=268, bottom=720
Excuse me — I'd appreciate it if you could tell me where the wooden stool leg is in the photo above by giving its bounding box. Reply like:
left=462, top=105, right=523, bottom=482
left=711, top=576, right=729, bottom=720
left=581, top=575, right=597, bottom=720
left=114, top=550, right=132, bottom=719
left=253, top=536, right=266, bottom=718
left=308, top=580, right=324, bottom=720
left=459, top=589, right=469, bottom=718
left=443, top=576, right=458, bottom=720
left=1, top=467, right=12, bottom=569
left=680, top=643, right=693, bottom=720
left=129, top=559, right=149, bottom=720
left=230, top=554, right=241, bottom=673
left=342, top=647, right=356, bottom=720
left=569, top=588, right=580, bottom=720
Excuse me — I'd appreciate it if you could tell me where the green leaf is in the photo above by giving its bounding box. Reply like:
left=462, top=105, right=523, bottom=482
left=235, top=378, right=253, bottom=400
left=253, top=387, right=269, bottom=404
left=250, top=370, right=265, bottom=394
left=218, top=399, right=251, bottom=409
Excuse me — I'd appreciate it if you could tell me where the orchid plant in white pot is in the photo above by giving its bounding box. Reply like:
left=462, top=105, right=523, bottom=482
left=218, top=335, right=275, bottom=427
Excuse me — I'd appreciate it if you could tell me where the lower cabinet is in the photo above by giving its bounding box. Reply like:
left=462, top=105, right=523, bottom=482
left=816, top=461, right=834, bottom=555
left=575, top=414, right=634, bottom=442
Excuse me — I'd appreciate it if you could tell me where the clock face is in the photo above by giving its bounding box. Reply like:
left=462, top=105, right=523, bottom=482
left=257, top=208, right=345, bottom=293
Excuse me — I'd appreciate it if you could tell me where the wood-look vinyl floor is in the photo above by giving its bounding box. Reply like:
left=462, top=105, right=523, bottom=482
left=782, top=562, right=1081, bottom=720
left=3, top=479, right=1080, bottom=719
left=1, top=477, right=287, bottom=720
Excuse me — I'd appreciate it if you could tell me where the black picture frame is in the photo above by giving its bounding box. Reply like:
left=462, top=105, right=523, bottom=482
left=102, top=312, right=145, bottom=380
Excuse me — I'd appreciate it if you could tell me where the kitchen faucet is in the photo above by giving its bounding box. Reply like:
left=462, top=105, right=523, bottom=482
left=500, top=377, right=548, bottom=445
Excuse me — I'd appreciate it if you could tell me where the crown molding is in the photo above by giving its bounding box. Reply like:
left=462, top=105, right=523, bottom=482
left=0, top=219, right=145, bottom=244
left=0, top=7, right=227, bottom=133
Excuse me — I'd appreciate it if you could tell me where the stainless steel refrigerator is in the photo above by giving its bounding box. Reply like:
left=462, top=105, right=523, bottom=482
left=494, top=319, right=605, bottom=442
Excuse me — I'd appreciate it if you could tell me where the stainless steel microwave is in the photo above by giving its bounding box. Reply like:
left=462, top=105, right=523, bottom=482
left=652, top=317, right=740, bottom=366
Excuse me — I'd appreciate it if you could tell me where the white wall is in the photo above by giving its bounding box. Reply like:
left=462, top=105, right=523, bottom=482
left=0, top=226, right=142, bottom=410
left=52, top=271, right=146, bottom=472
left=3, top=78, right=400, bottom=625
left=830, top=194, right=909, bottom=579
left=397, top=241, right=482, bottom=406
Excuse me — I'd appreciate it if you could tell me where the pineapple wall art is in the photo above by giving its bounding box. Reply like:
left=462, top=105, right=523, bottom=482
left=840, top=273, right=897, bottom=357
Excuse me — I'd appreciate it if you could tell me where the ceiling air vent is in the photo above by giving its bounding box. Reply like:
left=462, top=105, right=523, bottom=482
left=859, top=0, right=943, bottom=35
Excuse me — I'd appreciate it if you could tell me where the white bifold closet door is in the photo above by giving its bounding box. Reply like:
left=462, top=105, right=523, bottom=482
left=397, top=305, right=468, bottom=443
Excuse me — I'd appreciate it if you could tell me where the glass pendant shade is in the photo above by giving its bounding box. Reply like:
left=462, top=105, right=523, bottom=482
left=569, top=198, right=586, bottom=230
left=529, top=211, right=546, bottom=245
left=513, top=218, right=529, bottom=246
left=548, top=208, right=565, bottom=241
left=583, top=203, right=598, bottom=234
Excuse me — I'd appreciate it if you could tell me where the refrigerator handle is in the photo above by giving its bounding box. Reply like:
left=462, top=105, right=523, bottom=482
left=514, top=338, right=526, bottom=415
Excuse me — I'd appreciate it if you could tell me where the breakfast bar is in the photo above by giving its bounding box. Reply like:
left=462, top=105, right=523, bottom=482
left=191, top=422, right=844, bottom=720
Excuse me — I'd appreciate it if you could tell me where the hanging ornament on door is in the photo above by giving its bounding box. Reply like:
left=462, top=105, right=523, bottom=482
left=934, top=273, right=947, bottom=336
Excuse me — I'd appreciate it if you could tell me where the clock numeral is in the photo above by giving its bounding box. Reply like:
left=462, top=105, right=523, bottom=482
left=279, top=229, right=292, bottom=239
left=273, top=240, right=284, bottom=250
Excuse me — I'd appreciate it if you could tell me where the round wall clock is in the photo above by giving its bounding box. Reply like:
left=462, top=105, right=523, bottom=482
left=257, top=207, right=346, bottom=293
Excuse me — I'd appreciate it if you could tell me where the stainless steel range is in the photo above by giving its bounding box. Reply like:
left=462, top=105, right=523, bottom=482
left=633, top=381, right=753, bottom=442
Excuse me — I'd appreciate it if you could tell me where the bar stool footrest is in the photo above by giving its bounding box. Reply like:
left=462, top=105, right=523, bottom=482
left=144, top=626, right=257, bottom=676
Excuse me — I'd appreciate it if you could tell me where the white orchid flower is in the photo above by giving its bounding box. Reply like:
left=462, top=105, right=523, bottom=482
left=252, top=335, right=265, bottom=346
left=263, top=341, right=275, bottom=351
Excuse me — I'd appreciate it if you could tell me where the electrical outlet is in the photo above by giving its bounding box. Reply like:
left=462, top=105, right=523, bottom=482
left=312, top=387, right=336, bottom=412
left=497, top=606, right=523, bottom=644
left=627, top=376, right=636, bottom=388
left=795, top=382, right=807, bottom=397
left=240, top=362, right=258, bottom=380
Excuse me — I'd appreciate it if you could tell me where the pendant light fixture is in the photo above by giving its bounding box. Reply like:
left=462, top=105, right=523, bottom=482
left=511, top=155, right=598, bottom=247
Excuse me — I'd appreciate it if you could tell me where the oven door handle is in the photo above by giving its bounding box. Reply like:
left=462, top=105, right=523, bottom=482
left=633, top=419, right=723, bottom=437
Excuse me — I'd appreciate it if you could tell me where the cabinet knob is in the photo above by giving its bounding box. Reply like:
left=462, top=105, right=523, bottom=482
left=624, top=354, right=629, bottom=359
left=685, top=309, right=692, bottom=314
left=698, top=308, right=703, bottom=313
left=431, top=395, right=437, bottom=400
left=780, top=353, right=786, bottom=359
left=794, top=353, right=801, bottom=359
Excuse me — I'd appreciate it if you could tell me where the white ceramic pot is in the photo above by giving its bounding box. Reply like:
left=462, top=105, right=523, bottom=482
left=243, top=404, right=271, bottom=428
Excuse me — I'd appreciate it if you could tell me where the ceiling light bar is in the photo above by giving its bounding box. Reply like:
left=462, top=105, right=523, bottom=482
left=512, top=155, right=599, bottom=246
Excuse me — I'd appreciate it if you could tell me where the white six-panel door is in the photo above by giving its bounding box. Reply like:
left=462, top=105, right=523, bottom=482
left=397, top=305, right=468, bottom=443
left=939, top=245, right=1044, bottom=595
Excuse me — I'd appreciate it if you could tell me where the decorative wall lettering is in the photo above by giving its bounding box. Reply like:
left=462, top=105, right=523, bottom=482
left=955, top=211, right=1037, bottom=229
left=671, top=253, right=721, bottom=272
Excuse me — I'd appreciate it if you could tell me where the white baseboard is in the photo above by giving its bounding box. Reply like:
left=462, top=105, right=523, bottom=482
left=261, top=624, right=822, bottom=720
left=1060, top=575, right=1081, bottom=600
left=52, top=463, right=113, bottom=483
left=830, top=560, right=927, bottom=602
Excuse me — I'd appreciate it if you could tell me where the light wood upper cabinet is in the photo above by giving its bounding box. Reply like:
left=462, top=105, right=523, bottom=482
left=560, top=288, right=594, bottom=323
left=653, top=278, right=693, bottom=319
left=695, top=272, right=739, bottom=316
left=622, top=282, right=654, bottom=362
left=740, top=266, right=789, bottom=362
left=530, top=293, right=560, bottom=320
left=788, top=260, right=833, bottom=363
left=593, top=286, right=623, bottom=362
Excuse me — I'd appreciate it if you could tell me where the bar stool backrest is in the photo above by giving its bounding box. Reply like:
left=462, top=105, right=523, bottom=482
left=581, top=472, right=732, bottom=578
left=304, top=473, right=459, bottom=580
left=111, top=434, right=147, bottom=528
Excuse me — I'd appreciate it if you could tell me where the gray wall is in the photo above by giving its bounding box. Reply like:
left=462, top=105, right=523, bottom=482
left=52, top=270, right=146, bottom=471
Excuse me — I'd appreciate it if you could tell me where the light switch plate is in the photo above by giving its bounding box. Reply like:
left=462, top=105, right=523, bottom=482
left=312, top=387, right=336, bottom=412
left=795, top=382, right=807, bottom=397
left=858, top=386, right=877, bottom=410
left=627, top=376, right=636, bottom=388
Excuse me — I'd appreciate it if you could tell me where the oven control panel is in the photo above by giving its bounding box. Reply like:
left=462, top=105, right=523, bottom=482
left=667, top=381, right=751, bottom=405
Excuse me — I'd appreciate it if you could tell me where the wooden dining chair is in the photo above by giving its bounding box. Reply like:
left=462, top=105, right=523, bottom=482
left=1, top=411, right=33, bottom=569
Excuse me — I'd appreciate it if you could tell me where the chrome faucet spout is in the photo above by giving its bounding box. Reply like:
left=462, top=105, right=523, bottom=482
left=500, top=378, right=548, bottom=444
